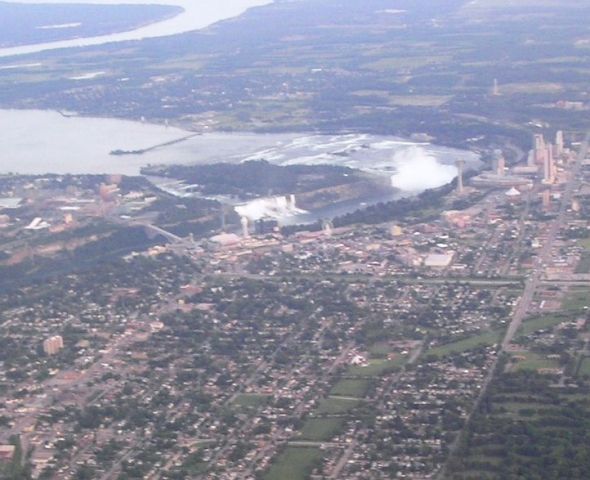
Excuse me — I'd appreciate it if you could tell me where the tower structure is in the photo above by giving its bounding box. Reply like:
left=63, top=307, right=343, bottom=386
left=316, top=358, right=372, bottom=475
left=534, top=133, right=545, bottom=151
left=543, top=146, right=555, bottom=184
left=494, top=150, right=506, bottom=176
left=555, top=130, right=564, bottom=157
left=241, top=216, right=249, bottom=238
left=220, top=206, right=226, bottom=231
left=533, top=134, right=547, bottom=165
left=542, top=189, right=551, bottom=212
left=497, top=156, right=506, bottom=176
left=492, top=78, right=500, bottom=96
left=455, top=159, right=465, bottom=194
left=527, top=150, right=536, bottom=167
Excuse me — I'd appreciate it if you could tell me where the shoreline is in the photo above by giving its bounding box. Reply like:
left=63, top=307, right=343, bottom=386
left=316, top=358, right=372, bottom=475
left=0, top=108, right=480, bottom=177
left=0, top=0, right=274, bottom=58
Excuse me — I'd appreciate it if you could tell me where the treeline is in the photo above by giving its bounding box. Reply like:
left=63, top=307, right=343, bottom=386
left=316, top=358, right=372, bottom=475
left=143, top=160, right=358, bottom=197
left=0, top=173, right=152, bottom=194
left=283, top=174, right=470, bottom=235
left=0, top=227, right=158, bottom=292
left=332, top=180, right=458, bottom=227
left=447, top=370, right=590, bottom=480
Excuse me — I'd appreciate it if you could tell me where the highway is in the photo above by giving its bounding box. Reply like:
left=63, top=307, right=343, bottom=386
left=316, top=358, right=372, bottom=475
left=437, top=131, right=589, bottom=480
left=503, top=132, right=587, bottom=349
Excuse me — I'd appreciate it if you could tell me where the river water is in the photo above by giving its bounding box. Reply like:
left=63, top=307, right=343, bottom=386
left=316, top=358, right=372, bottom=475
left=0, top=2, right=479, bottom=224
left=0, top=109, right=478, bottom=179
left=0, top=109, right=480, bottom=223
left=0, top=0, right=272, bottom=58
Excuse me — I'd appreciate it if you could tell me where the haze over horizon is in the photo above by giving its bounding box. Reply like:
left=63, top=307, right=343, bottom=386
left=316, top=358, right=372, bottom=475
left=1, top=1, right=589, bottom=479
left=0, top=0, right=272, bottom=57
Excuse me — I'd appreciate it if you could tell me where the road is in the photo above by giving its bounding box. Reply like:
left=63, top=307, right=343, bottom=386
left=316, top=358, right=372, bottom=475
left=500, top=189, right=533, bottom=277
left=230, top=339, right=357, bottom=480
left=329, top=439, right=357, bottom=479
left=503, top=133, right=587, bottom=348
left=328, top=340, right=424, bottom=479
left=208, top=270, right=523, bottom=287
left=436, top=131, right=589, bottom=480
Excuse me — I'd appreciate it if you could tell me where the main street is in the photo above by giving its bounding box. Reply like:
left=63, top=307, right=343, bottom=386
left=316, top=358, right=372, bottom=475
left=503, top=133, right=587, bottom=349
left=437, top=131, right=589, bottom=479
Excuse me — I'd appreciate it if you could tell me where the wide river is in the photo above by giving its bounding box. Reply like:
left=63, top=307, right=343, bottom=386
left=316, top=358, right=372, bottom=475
left=0, top=109, right=479, bottom=191
left=0, top=1, right=479, bottom=223
left=0, top=0, right=272, bottom=58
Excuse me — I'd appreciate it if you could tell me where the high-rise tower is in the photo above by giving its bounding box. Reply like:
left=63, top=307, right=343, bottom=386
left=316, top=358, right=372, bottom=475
left=241, top=216, right=249, bottom=238
left=494, top=150, right=506, bottom=176
left=455, top=160, right=465, bottom=194
left=542, top=189, right=551, bottom=211
left=493, top=78, right=500, bottom=96
left=534, top=134, right=547, bottom=165
left=555, top=130, right=564, bottom=157
left=543, top=146, right=555, bottom=184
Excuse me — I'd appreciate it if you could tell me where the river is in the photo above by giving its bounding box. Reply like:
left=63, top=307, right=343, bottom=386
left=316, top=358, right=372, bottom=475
left=0, top=0, right=272, bottom=58
left=0, top=1, right=479, bottom=226
left=0, top=109, right=480, bottom=224
left=0, top=109, right=479, bottom=179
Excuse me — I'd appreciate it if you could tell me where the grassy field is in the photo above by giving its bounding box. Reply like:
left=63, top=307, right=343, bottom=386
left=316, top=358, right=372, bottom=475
left=494, top=401, right=544, bottom=416
left=386, top=95, right=452, bottom=107
left=490, top=398, right=559, bottom=421
left=299, top=417, right=344, bottom=442
left=347, top=358, right=402, bottom=377
left=563, top=288, right=590, bottom=310
left=351, top=90, right=453, bottom=106
left=575, top=253, right=590, bottom=274
left=330, top=378, right=371, bottom=398
left=578, top=357, right=590, bottom=377
left=368, top=342, right=391, bottom=357
left=518, top=314, right=565, bottom=336
left=512, top=352, right=560, bottom=372
left=263, top=447, right=323, bottom=480
left=232, top=394, right=270, bottom=409
left=316, top=397, right=360, bottom=415
left=493, top=82, right=564, bottom=95
left=362, top=55, right=452, bottom=71
left=428, top=330, right=502, bottom=357
left=351, top=89, right=391, bottom=98
left=182, top=450, right=209, bottom=475
left=154, top=56, right=206, bottom=71
left=462, top=0, right=584, bottom=10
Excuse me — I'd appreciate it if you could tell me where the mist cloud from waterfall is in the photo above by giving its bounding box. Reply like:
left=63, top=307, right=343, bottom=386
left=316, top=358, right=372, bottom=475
left=390, top=146, right=458, bottom=192
left=235, top=196, right=308, bottom=222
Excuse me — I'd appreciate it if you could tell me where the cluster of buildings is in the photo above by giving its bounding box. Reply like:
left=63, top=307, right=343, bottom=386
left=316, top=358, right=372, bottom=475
left=0, top=130, right=588, bottom=479
left=0, top=217, right=523, bottom=480
left=0, top=175, right=163, bottom=267
left=469, top=131, right=572, bottom=193
left=530, top=131, right=562, bottom=184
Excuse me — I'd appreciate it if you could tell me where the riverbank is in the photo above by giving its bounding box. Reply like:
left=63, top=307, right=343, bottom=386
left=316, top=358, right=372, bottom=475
left=0, top=0, right=273, bottom=58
